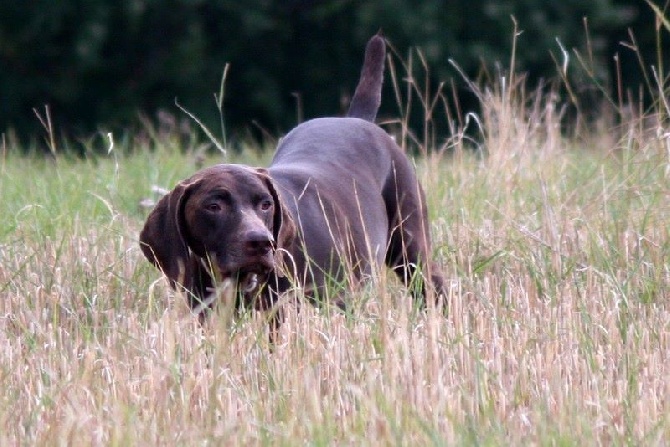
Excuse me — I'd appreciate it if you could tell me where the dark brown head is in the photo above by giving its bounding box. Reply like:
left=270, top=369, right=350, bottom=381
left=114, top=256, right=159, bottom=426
left=139, top=164, right=296, bottom=307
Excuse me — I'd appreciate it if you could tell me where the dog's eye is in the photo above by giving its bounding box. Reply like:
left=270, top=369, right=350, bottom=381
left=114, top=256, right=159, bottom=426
left=206, top=203, right=222, bottom=212
left=259, top=200, right=273, bottom=211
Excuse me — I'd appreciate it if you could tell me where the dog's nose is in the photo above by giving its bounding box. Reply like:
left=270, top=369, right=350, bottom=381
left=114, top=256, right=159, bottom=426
left=244, top=230, right=274, bottom=255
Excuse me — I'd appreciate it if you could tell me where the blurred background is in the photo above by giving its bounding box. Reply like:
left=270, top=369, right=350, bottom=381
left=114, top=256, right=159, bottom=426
left=0, top=0, right=665, bottom=150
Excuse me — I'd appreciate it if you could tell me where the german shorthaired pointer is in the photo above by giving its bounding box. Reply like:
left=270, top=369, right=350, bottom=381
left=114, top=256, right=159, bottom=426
left=140, top=33, right=446, bottom=337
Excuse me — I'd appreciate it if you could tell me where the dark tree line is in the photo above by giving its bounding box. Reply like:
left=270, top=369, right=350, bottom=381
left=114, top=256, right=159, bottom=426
left=0, top=0, right=665, bottom=148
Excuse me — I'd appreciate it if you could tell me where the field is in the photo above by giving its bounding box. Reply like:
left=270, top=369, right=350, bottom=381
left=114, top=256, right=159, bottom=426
left=1, top=71, right=670, bottom=444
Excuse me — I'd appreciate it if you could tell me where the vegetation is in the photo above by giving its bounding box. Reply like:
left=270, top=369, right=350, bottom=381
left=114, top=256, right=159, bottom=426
left=0, top=0, right=663, bottom=145
left=1, top=22, right=669, bottom=442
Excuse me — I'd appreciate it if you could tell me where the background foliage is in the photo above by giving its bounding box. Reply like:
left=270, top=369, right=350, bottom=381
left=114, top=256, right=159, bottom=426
left=0, top=0, right=664, bottom=146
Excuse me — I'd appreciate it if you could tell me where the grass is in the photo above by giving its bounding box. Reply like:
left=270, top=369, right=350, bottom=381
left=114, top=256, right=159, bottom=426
left=2, top=50, right=670, bottom=445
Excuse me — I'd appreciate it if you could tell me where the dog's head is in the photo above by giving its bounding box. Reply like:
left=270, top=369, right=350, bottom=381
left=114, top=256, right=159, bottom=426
left=139, top=164, right=296, bottom=303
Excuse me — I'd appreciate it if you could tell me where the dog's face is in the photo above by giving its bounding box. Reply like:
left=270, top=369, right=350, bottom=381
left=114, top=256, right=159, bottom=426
left=139, top=164, right=295, bottom=297
left=182, top=166, right=277, bottom=288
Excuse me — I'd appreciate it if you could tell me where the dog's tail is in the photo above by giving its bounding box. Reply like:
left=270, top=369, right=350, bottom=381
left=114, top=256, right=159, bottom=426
left=347, top=32, right=386, bottom=122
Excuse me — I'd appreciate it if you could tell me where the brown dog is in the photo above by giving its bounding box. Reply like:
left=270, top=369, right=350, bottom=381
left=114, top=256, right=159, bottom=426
left=139, top=34, right=445, bottom=334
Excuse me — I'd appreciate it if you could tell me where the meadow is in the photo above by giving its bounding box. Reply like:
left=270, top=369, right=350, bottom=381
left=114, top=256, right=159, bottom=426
left=1, top=56, right=670, bottom=444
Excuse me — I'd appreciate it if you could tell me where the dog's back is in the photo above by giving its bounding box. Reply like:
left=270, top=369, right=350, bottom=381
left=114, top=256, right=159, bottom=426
left=270, top=32, right=387, bottom=170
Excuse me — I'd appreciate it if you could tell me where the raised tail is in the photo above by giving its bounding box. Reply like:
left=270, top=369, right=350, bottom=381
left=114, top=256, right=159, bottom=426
left=347, top=32, right=386, bottom=122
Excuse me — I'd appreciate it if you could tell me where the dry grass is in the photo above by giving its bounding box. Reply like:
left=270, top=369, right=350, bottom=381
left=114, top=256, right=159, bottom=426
left=2, top=59, right=670, bottom=445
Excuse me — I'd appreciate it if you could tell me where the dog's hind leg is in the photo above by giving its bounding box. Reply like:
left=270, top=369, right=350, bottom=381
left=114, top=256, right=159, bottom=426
left=383, top=166, right=446, bottom=305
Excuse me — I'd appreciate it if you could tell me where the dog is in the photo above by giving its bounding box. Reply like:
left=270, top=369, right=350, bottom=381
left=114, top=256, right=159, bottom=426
left=139, top=33, right=446, bottom=337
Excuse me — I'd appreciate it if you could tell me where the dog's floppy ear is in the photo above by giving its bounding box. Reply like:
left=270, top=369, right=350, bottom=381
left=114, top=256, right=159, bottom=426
left=255, top=169, right=296, bottom=269
left=139, top=178, right=201, bottom=289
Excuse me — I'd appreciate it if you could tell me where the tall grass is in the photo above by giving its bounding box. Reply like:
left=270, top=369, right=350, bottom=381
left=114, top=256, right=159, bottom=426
left=1, top=35, right=669, bottom=444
